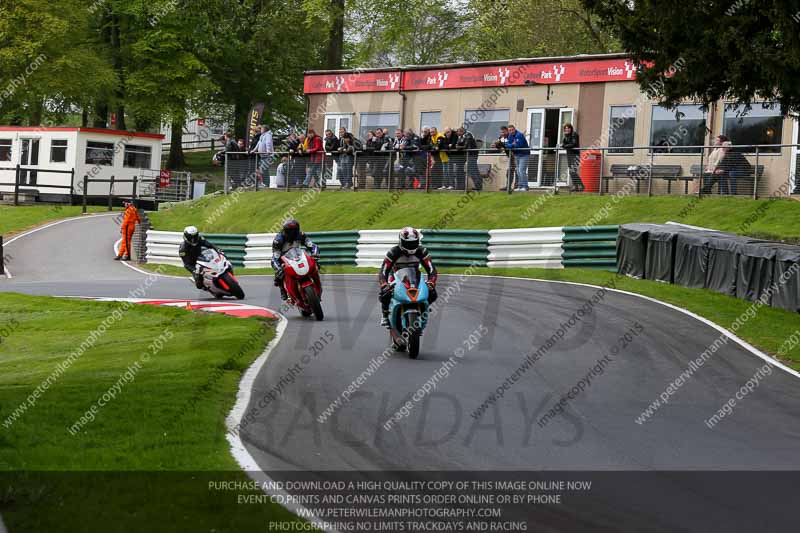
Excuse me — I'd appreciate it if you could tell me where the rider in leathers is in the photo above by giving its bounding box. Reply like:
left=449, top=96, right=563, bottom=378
left=179, top=225, right=221, bottom=290
left=272, top=219, right=320, bottom=301
left=378, top=227, right=438, bottom=327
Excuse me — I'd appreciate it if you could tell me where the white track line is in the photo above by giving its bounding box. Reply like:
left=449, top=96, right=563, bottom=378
left=225, top=314, right=339, bottom=533
left=467, top=274, right=800, bottom=380
left=3, top=213, right=118, bottom=279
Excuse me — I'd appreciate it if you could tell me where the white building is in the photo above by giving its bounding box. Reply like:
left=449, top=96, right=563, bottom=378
left=160, top=116, right=230, bottom=150
left=0, top=127, right=164, bottom=202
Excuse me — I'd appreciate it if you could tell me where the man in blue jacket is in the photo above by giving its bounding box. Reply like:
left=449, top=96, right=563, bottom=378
left=505, top=125, right=529, bottom=191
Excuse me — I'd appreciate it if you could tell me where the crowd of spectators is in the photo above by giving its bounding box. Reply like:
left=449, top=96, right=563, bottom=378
left=214, top=121, right=584, bottom=192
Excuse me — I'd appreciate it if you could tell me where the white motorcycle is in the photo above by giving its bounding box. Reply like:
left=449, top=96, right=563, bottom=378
left=195, top=247, right=245, bottom=299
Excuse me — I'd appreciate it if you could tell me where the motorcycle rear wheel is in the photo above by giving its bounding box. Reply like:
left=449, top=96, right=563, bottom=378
left=222, top=272, right=245, bottom=300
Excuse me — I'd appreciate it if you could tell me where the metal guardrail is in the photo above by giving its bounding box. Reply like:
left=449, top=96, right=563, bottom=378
left=221, top=143, right=800, bottom=197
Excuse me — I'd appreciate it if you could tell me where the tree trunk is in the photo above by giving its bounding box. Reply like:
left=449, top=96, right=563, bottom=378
left=233, top=99, right=249, bottom=141
left=29, top=99, right=44, bottom=126
left=81, top=108, right=89, bottom=127
left=93, top=103, right=109, bottom=128
left=110, top=13, right=127, bottom=130
left=166, top=117, right=186, bottom=169
left=325, top=0, right=345, bottom=69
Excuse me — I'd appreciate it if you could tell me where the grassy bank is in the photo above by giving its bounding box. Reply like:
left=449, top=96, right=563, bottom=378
left=149, top=190, right=800, bottom=242
left=0, top=205, right=106, bottom=237
left=0, top=294, right=301, bottom=531
left=138, top=263, right=800, bottom=369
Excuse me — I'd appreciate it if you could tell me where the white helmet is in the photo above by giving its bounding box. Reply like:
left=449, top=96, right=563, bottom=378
left=399, top=227, right=420, bottom=253
left=183, top=225, right=200, bottom=246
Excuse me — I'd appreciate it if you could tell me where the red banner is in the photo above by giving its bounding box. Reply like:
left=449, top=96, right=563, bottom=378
left=304, top=58, right=641, bottom=94
left=304, top=71, right=402, bottom=94
left=159, top=170, right=171, bottom=188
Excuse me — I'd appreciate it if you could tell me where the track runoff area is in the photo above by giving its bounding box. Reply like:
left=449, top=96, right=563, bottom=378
left=1, top=214, right=799, bottom=533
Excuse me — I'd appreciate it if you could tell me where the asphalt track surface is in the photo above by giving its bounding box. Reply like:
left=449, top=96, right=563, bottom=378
left=2, top=214, right=799, bottom=532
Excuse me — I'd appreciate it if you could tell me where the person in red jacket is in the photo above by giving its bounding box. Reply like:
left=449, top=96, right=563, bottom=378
left=115, top=201, right=141, bottom=261
left=303, top=129, right=324, bottom=188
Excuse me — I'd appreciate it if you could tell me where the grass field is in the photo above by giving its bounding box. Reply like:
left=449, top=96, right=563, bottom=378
left=0, top=294, right=303, bottom=532
left=136, top=264, right=800, bottom=370
left=0, top=205, right=106, bottom=238
left=149, top=190, right=800, bottom=242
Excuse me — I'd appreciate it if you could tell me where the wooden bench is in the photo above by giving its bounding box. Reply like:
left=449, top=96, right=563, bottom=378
left=602, top=164, right=682, bottom=194
left=689, top=164, right=765, bottom=195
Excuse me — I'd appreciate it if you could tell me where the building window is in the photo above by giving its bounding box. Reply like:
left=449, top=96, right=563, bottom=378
left=50, top=139, right=68, bottom=163
left=609, top=106, right=636, bottom=154
left=420, top=111, right=441, bottom=131
left=123, top=144, right=152, bottom=168
left=85, top=141, right=114, bottom=166
left=464, top=108, right=510, bottom=148
left=723, top=103, right=783, bottom=153
left=0, top=139, right=11, bottom=162
left=650, top=104, right=707, bottom=153
left=359, top=112, right=400, bottom=140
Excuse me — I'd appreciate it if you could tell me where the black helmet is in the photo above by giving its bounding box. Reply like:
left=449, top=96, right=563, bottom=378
left=282, top=219, right=300, bottom=242
left=183, top=225, right=200, bottom=246
left=399, top=226, right=420, bottom=254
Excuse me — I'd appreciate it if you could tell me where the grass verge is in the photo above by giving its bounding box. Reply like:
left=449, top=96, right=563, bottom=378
left=149, top=190, right=800, bottom=242
left=137, top=262, right=800, bottom=369
left=0, top=294, right=303, bottom=532
left=0, top=206, right=107, bottom=238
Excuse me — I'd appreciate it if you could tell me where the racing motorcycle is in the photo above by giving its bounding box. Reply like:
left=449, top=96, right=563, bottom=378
left=281, top=247, right=324, bottom=320
left=195, top=247, right=245, bottom=299
left=387, top=267, right=430, bottom=359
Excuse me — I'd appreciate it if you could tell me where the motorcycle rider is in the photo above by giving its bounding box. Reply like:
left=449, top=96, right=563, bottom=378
left=179, top=226, right=221, bottom=290
left=271, top=219, right=320, bottom=301
left=378, top=227, right=438, bottom=327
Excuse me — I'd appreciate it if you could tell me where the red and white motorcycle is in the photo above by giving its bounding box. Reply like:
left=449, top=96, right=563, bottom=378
left=195, top=247, right=245, bottom=300
left=281, top=248, right=323, bottom=320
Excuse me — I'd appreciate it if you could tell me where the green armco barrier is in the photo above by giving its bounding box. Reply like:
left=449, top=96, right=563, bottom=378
left=437, top=258, right=487, bottom=267
left=561, top=226, right=619, bottom=270
left=205, top=233, right=248, bottom=268
left=307, top=230, right=359, bottom=265
left=563, top=248, right=617, bottom=259
left=422, top=230, right=490, bottom=245
left=563, top=258, right=617, bottom=270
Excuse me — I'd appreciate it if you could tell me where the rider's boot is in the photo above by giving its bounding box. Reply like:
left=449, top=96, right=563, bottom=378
left=280, top=286, right=288, bottom=301
left=380, top=311, right=390, bottom=328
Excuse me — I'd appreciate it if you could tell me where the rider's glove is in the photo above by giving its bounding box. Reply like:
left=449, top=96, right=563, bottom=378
left=380, top=282, right=394, bottom=298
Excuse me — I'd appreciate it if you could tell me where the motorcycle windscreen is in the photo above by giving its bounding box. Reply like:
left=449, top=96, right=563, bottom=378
left=284, top=247, right=304, bottom=261
left=395, top=267, right=421, bottom=288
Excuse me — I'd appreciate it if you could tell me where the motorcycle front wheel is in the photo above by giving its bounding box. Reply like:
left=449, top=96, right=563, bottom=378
left=303, top=285, right=324, bottom=321
left=222, top=272, right=245, bottom=300
left=404, top=310, right=421, bottom=359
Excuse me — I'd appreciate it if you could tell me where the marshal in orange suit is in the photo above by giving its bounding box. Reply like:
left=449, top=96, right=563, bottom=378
left=115, top=201, right=141, bottom=261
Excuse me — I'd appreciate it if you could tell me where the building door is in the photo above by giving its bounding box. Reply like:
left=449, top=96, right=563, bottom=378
left=324, top=114, right=353, bottom=183
left=556, top=108, right=575, bottom=185
left=20, top=138, right=40, bottom=185
left=526, top=108, right=546, bottom=186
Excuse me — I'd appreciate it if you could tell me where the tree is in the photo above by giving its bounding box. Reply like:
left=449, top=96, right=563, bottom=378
left=0, top=0, right=116, bottom=125
left=465, top=0, right=619, bottom=61
left=582, top=0, right=800, bottom=114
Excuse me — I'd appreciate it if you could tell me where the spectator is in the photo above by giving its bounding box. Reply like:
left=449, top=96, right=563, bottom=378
left=441, top=128, right=457, bottom=189
left=303, top=129, right=324, bottom=188
left=338, top=135, right=356, bottom=189
left=358, top=130, right=377, bottom=189
left=287, top=133, right=306, bottom=187
left=230, top=138, right=251, bottom=188
left=699, top=135, right=728, bottom=194
left=458, top=127, right=481, bottom=191
left=714, top=141, right=751, bottom=195
left=324, top=129, right=339, bottom=183
left=505, top=124, right=529, bottom=191
left=252, top=124, right=274, bottom=187
left=276, top=156, right=288, bottom=188
left=398, top=129, right=420, bottom=189
left=445, top=127, right=463, bottom=190
left=224, top=132, right=238, bottom=154
left=430, top=127, right=448, bottom=190
left=389, top=128, right=404, bottom=187
left=560, top=123, right=582, bottom=192
left=368, top=129, right=388, bottom=189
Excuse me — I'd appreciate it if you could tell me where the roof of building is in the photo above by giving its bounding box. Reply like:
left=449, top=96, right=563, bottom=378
left=304, top=52, right=630, bottom=75
left=0, top=127, right=165, bottom=140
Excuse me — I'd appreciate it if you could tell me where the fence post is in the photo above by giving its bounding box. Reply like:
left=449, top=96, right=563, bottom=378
left=69, top=168, right=75, bottom=200
left=82, top=175, right=88, bottom=214
left=108, top=175, right=115, bottom=211
left=13, top=164, right=20, bottom=206
left=224, top=152, right=229, bottom=194
left=186, top=172, right=192, bottom=200
left=507, top=154, right=513, bottom=195
left=132, top=175, right=138, bottom=201
left=753, top=146, right=760, bottom=200
left=698, top=148, right=704, bottom=198
left=388, top=152, right=393, bottom=191
left=647, top=149, right=654, bottom=196
left=255, top=155, right=260, bottom=192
